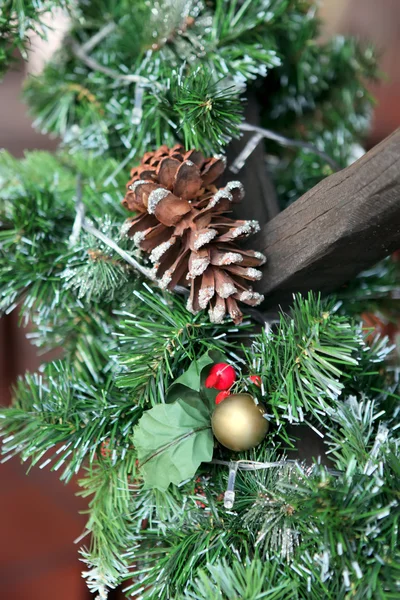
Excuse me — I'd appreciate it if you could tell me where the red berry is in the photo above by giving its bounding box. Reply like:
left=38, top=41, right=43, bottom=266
left=249, top=375, right=262, bottom=387
left=215, top=390, right=231, bottom=404
left=205, top=363, right=236, bottom=390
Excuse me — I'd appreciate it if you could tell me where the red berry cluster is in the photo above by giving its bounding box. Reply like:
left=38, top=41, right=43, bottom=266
left=205, top=362, right=262, bottom=404
left=205, top=362, right=236, bottom=404
left=205, top=363, right=236, bottom=390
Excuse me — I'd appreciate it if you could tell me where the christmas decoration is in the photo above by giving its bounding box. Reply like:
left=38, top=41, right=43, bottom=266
left=133, top=395, right=213, bottom=491
left=132, top=353, right=220, bottom=491
left=205, top=362, right=236, bottom=390
left=215, top=390, right=231, bottom=404
left=249, top=374, right=262, bottom=387
left=123, top=144, right=266, bottom=323
left=1, top=2, right=400, bottom=600
left=211, top=393, right=269, bottom=451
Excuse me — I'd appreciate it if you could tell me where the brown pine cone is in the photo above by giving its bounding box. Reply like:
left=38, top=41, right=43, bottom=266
left=122, top=144, right=266, bottom=324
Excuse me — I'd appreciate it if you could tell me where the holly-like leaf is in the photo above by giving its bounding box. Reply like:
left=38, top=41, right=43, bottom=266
left=133, top=396, right=214, bottom=490
left=171, top=351, right=216, bottom=392
left=167, top=350, right=226, bottom=408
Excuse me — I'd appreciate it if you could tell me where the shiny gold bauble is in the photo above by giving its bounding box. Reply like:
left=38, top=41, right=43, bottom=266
left=211, top=393, right=269, bottom=451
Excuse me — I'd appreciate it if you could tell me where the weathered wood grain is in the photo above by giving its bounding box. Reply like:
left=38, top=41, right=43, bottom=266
left=254, top=129, right=400, bottom=306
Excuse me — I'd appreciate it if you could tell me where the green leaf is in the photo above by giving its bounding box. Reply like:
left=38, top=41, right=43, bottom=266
left=171, top=351, right=216, bottom=392
left=167, top=350, right=226, bottom=409
left=133, top=397, right=214, bottom=490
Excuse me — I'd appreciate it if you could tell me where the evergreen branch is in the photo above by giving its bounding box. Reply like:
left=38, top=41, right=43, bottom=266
left=125, top=526, right=251, bottom=599
left=71, top=40, right=161, bottom=88
left=183, top=557, right=299, bottom=600
left=81, top=219, right=156, bottom=280
left=0, top=362, right=142, bottom=481
left=0, top=0, right=63, bottom=77
left=172, top=70, right=243, bottom=152
left=79, top=457, right=139, bottom=599
left=245, top=293, right=367, bottom=424
left=114, top=285, right=242, bottom=404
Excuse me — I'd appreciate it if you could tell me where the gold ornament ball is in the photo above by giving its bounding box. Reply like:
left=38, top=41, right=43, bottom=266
left=211, top=393, right=269, bottom=451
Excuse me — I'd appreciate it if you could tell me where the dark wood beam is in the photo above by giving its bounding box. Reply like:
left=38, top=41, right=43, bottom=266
left=254, top=129, right=400, bottom=306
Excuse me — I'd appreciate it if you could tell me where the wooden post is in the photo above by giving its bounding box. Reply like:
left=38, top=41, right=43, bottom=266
left=254, top=129, right=400, bottom=306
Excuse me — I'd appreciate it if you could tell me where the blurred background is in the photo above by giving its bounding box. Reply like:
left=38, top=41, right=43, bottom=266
left=0, top=1, right=399, bottom=598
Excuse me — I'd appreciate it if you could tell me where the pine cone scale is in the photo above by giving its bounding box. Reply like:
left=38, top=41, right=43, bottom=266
left=157, top=158, right=182, bottom=188
left=172, top=161, right=202, bottom=199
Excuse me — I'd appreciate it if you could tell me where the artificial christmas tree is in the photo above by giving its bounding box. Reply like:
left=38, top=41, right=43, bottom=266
left=0, top=2, right=399, bottom=599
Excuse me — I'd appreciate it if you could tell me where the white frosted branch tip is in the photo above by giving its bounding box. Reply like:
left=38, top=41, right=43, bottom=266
left=147, top=188, right=170, bottom=214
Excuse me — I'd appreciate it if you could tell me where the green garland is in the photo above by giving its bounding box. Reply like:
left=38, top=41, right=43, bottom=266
left=0, top=1, right=399, bottom=599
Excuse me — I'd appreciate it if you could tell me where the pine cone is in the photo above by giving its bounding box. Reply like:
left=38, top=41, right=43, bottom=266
left=122, top=144, right=266, bottom=323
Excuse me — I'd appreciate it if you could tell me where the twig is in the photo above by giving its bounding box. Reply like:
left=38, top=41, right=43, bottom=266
left=235, top=123, right=341, bottom=172
left=80, top=22, right=117, bottom=54
left=104, top=146, right=138, bottom=187
left=82, top=220, right=157, bottom=281
left=71, top=40, right=161, bottom=88
left=69, top=176, right=156, bottom=279
left=70, top=180, right=190, bottom=290
left=229, top=132, right=264, bottom=174
left=69, top=175, right=85, bottom=246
